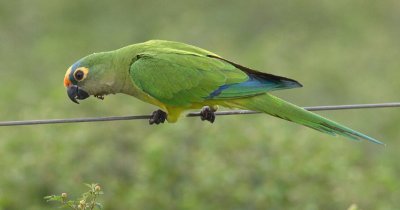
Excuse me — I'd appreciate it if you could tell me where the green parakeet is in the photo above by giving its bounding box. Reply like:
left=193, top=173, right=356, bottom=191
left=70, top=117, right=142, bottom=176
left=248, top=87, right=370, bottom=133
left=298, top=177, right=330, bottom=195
left=64, top=40, right=383, bottom=145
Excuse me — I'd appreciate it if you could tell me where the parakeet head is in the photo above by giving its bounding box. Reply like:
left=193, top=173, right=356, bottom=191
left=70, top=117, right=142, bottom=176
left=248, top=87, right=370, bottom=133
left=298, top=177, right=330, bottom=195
left=64, top=52, right=118, bottom=104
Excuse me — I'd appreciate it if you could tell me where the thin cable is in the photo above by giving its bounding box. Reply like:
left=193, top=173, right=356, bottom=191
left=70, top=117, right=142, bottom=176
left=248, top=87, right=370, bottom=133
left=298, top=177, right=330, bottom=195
left=0, top=102, right=399, bottom=127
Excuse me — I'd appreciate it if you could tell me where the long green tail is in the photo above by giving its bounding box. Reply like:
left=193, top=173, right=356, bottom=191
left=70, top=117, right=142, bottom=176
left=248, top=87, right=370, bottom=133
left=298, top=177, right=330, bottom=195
left=229, top=93, right=384, bottom=145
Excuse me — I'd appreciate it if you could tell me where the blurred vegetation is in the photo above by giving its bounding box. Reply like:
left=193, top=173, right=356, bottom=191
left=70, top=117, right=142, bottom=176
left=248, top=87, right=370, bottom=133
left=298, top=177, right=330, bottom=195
left=0, top=0, right=399, bottom=209
left=45, top=183, right=103, bottom=210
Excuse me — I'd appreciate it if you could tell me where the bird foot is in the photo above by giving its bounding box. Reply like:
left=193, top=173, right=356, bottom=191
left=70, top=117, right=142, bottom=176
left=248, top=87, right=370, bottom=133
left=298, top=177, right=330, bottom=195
left=149, top=109, right=167, bottom=125
left=200, top=106, right=216, bottom=123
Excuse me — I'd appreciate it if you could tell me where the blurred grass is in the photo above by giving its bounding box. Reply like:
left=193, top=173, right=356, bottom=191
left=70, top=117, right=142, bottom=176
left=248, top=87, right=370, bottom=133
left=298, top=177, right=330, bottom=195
left=0, top=0, right=399, bottom=209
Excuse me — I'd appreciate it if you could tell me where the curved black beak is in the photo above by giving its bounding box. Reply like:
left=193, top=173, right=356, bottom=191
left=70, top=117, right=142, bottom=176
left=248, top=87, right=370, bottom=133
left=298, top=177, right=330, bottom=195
left=67, top=85, right=90, bottom=104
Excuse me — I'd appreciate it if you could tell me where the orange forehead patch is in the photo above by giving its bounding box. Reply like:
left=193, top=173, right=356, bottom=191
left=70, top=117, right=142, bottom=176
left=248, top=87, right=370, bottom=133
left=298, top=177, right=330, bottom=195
left=64, top=66, right=72, bottom=87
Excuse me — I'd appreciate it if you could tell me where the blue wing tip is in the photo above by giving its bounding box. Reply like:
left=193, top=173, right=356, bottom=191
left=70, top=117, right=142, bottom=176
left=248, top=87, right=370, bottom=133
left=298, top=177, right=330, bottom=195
left=283, top=80, right=303, bottom=88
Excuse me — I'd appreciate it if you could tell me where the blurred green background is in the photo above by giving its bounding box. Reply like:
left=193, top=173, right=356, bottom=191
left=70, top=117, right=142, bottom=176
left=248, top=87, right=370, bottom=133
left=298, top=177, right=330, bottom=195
left=0, top=0, right=399, bottom=209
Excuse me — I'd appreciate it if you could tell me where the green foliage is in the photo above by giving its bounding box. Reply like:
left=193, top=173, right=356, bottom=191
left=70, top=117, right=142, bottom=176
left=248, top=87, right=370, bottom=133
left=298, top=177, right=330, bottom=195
left=44, top=184, right=103, bottom=210
left=0, top=0, right=399, bottom=209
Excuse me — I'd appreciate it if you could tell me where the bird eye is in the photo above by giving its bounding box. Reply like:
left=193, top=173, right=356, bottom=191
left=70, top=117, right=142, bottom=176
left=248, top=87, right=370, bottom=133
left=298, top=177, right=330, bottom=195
left=74, top=70, right=85, bottom=81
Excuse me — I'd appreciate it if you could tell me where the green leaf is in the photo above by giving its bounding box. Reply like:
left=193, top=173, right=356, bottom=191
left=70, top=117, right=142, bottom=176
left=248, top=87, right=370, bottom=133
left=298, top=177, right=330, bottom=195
left=84, top=183, right=93, bottom=189
left=95, top=202, right=103, bottom=209
left=44, top=195, right=62, bottom=202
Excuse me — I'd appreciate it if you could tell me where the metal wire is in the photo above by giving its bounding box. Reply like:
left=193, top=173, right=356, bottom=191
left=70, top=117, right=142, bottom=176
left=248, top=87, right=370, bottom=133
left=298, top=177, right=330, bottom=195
left=0, top=102, right=399, bottom=127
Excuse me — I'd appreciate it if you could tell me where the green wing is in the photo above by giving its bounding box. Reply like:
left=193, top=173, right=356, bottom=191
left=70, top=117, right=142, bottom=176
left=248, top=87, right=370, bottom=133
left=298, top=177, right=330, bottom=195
left=130, top=53, right=248, bottom=106
left=129, top=43, right=302, bottom=107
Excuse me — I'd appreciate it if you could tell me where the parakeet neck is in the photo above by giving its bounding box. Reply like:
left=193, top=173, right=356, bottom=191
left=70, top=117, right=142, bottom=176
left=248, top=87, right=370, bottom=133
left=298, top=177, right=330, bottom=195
left=109, top=46, right=144, bottom=95
left=95, top=45, right=162, bottom=106
left=102, top=49, right=142, bottom=97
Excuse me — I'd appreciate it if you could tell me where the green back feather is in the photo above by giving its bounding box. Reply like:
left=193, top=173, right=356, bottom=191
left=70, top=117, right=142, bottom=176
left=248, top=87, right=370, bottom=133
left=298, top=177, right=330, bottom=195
left=128, top=40, right=301, bottom=106
left=130, top=52, right=248, bottom=106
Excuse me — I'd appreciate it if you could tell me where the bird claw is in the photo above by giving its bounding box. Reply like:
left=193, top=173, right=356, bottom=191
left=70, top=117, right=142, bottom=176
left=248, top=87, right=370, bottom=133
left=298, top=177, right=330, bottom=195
left=200, top=106, right=216, bottom=123
left=149, top=109, right=167, bottom=125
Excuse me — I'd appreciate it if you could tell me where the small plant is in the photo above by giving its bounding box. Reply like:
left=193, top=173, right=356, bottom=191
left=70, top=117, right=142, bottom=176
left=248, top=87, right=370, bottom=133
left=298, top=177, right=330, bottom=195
left=44, top=183, right=104, bottom=210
